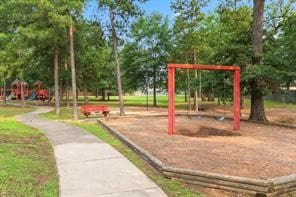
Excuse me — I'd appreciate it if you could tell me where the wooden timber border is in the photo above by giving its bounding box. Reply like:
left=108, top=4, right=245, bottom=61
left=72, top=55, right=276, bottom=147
left=97, top=118, right=296, bottom=196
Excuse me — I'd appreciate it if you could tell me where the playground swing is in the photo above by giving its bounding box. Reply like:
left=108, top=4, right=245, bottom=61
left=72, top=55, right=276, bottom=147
left=217, top=73, right=228, bottom=122
left=186, top=70, right=229, bottom=121
left=168, top=64, right=241, bottom=135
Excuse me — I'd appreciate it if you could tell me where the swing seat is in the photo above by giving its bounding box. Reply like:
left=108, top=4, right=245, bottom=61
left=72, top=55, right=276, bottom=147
left=217, top=116, right=225, bottom=121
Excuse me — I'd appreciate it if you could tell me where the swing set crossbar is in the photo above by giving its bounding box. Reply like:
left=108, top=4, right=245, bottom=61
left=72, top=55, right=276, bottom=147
left=168, top=63, right=241, bottom=135
left=168, top=64, right=240, bottom=71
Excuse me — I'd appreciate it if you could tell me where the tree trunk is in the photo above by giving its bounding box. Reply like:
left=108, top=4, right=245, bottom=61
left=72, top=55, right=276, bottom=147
left=249, top=0, right=267, bottom=121
left=199, top=71, right=202, bottom=99
left=64, top=62, right=70, bottom=108
left=184, top=85, right=187, bottom=102
left=69, top=15, right=78, bottom=120
left=104, top=90, right=108, bottom=101
left=146, top=82, right=149, bottom=111
left=102, top=88, right=106, bottom=101
left=286, top=81, right=290, bottom=91
left=66, top=86, right=70, bottom=108
left=193, top=49, right=199, bottom=112
left=3, top=78, right=6, bottom=105
left=59, top=81, right=64, bottom=105
left=47, top=89, right=51, bottom=105
left=109, top=8, right=125, bottom=116
left=54, top=49, right=60, bottom=115
left=186, top=52, right=191, bottom=112
left=187, top=69, right=191, bottom=112
left=240, top=92, right=244, bottom=109
left=153, top=65, right=157, bottom=107
left=83, top=81, right=88, bottom=104
left=20, top=81, right=25, bottom=108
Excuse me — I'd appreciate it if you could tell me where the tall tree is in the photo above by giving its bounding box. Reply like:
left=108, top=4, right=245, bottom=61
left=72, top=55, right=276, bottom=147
left=122, top=13, right=172, bottom=107
left=2, top=0, right=72, bottom=114
left=109, top=8, right=124, bottom=115
left=75, top=20, right=112, bottom=104
left=69, top=0, right=84, bottom=119
left=249, top=0, right=266, bottom=121
left=54, top=50, right=60, bottom=115
left=69, top=14, right=78, bottom=120
left=98, top=0, right=147, bottom=116
left=171, top=0, right=208, bottom=111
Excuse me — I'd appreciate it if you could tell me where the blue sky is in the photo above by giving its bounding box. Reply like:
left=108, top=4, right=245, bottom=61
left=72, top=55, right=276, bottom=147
left=83, top=0, right=218, bottom=21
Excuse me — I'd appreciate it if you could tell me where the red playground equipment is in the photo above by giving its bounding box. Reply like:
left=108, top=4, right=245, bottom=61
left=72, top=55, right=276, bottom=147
left=0, top=80, right=50, bottom=101
left=167, top=64, right=241, bottom=135
left=10, top=79, right=29, bottom=100
left=32, top=80, right=49, bottom=100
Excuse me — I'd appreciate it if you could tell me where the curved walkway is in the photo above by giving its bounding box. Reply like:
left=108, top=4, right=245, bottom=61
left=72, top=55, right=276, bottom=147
left=17, top=107, right=167, bottom=197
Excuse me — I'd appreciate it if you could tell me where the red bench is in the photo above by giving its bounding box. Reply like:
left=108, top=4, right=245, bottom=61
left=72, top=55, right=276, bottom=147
left=81, top=105, right=109, bottom=117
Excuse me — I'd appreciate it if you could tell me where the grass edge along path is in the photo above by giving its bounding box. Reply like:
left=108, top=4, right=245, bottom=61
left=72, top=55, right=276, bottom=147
left=0, top=105, right=58, bottom=196
left=42, top=109, right=203, bottom=197
left=73, top=122, right=203, bottom=197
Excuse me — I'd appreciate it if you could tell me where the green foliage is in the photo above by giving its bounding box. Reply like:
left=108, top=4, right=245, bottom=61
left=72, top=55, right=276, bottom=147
left=0, top=106, right=58, bottom=195
left=0, top=0, right=85, bottom=87
left=98, top=0, right=147, bottom=19
left=1, top=0, right=296, bottom=114
left=122, top=13, right=172, bottom=94
left=75, top=20, right=114, bottom=93
left=171, top=0, right=208, bottom=63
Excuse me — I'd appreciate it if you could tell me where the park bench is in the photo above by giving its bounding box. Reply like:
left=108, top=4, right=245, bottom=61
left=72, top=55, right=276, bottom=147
left=81, top=105, right=109, bottom=118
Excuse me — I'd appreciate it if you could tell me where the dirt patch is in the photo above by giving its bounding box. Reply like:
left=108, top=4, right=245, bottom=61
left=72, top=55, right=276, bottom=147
left=104, top=115, right=296, bottom=180
left=178, top=126, right=241, bottom=137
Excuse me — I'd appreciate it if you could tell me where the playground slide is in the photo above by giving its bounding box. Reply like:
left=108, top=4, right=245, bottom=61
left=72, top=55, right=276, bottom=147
left=6, top=93, right=15, bottom=101
left=27, top=92, right=37, bottom=101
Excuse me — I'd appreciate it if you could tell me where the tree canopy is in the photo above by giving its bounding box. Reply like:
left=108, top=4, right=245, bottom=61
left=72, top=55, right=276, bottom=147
left=0, top=0, right=295, bottom=120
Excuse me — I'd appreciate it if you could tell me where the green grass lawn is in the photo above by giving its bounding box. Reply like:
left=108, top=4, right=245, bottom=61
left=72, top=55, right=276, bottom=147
left=42, top=109, right=203, bottom=197
left=42, top=107, right=77, bottom=120
left=0, top=105, right=58, bottom=196
left=243, top=98, right=296, bottom=109
left=78, top=95, right=189, bottom=109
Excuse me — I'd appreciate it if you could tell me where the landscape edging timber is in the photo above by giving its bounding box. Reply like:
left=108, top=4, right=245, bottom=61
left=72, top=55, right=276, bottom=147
left=97, top=119, right=296, bottom=196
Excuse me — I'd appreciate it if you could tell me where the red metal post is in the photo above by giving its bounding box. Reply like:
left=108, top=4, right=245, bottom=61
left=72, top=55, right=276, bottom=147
left=168, top=64, right=240, bottom=71
left=233, top=70, right=240, bottom=130
left=168, top=67, right=175, bottom=135
left=172, top=68, right=175, bottom=134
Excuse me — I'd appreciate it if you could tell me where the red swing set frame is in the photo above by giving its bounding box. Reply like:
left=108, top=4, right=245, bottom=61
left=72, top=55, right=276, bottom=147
left=167, top=64, right=241, bottom=135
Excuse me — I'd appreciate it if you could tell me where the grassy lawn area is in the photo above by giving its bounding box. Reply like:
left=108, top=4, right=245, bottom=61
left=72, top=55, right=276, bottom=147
left=43, top=107, right=77, bottom=121
left=0, top=105, right=58, bottom=196
left=77, top=95, right=190, bottom=109
left=42, top=110, right=203, bottom=197
left=243, top=98, right=296, bottom=109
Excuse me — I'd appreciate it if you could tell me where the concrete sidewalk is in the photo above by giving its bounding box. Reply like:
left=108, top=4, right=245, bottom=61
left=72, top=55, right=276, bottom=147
left=17, top=107, right=167, bottom=197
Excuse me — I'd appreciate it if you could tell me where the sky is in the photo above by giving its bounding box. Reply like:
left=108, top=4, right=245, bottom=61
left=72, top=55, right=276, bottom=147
left=83, top=0, right=218, bottom=22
